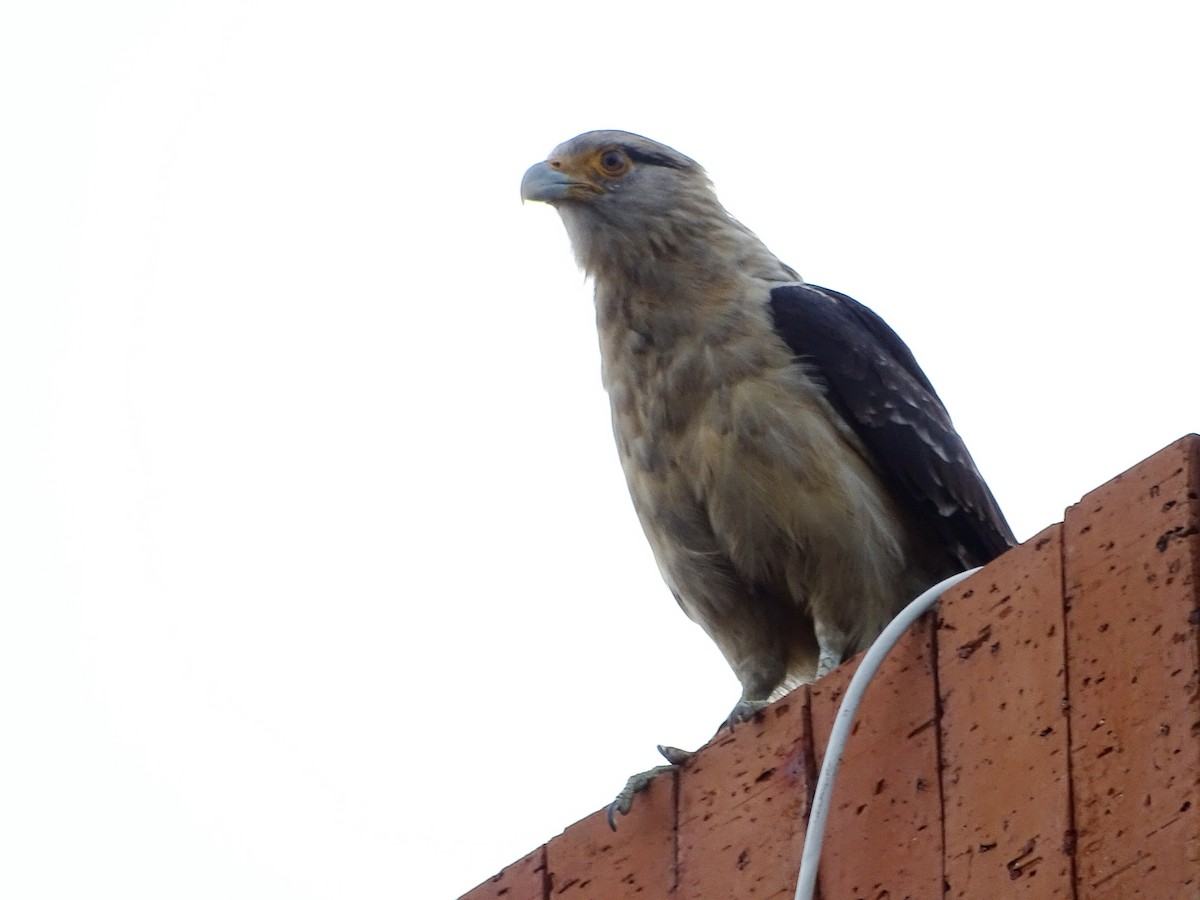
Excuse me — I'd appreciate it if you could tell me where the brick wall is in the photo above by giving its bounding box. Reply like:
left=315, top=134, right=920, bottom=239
left=462, top=436, right=1200, bottom=899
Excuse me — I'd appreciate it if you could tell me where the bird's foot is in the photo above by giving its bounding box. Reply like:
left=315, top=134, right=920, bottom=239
left=724, top=697, right=772, bottom=730
left=605, top=745, right=691, bottom=830
left=606, top=765, right=673, bottom=830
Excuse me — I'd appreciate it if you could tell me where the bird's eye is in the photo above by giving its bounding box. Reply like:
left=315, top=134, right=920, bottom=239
left=598, top=149, right=629, bottom=175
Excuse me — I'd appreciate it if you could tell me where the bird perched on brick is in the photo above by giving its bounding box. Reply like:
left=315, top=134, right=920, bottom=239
left=521, top=130, right=1014, bottom=801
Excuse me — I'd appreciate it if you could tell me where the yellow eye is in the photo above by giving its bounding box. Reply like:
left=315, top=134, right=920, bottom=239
left=597, top=149, right=629, bottom=176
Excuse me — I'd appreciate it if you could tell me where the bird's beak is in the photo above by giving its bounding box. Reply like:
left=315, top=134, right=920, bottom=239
left=521, top=161, right=576, bottom=204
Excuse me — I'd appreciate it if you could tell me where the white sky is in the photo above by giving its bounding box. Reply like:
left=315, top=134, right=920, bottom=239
left=2, top=2, right=1197, bottom=897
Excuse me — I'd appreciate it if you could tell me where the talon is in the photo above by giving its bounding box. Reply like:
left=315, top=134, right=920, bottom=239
left=605, top=799, right=625, bottom=831
left=657, top=744, right=693, bottom=765
left=607, top=763, right=676, bottom=831
left=724, top=697, right=771, bottom=730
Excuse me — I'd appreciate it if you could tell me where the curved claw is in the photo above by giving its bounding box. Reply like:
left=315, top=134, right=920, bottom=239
left=657, top=744, right=693, bottom=765
left=606, top=763, right=676, bottom=831
left=723, top=697, right=772, bottom=730
left=604, top=798, right=625, bottom=831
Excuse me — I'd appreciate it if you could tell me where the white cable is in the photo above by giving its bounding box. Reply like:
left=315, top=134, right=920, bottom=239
left=792, top=566, right=982, bottom=900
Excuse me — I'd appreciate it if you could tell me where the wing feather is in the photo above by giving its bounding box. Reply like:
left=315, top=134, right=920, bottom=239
left=768, top=283, right=1015, bottom=566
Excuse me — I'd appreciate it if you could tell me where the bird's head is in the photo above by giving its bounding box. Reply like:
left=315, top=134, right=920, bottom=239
left=521, top=131, right=736, bottom=283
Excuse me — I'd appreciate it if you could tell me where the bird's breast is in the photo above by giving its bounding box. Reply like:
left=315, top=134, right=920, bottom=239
left=598, top=294, right=901, bottom=584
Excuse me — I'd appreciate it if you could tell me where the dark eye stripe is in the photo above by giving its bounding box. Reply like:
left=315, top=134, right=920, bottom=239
left=622, top=146, right=689, bottom=170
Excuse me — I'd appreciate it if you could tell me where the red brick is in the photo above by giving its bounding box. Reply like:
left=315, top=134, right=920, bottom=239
left=1063, top=435, right=1200, bottom=898
left=676, top=689, right=813, bottom=899
left=460, top=847, right=547, bottom=900
left=809, top=615, right=943, bottom=900
left=937, top=525, right=1073, bottom=898
left=544, top=768, right=676, bottom=897
left=463, top=437, right=1200, bottom=900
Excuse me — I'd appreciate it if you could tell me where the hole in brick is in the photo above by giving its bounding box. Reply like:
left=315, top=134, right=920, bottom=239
left=1182, top=801, right=1192, bottom=813
left=755, top=768, right=775, bottom=783
left=1039, top=726, right=1053, bottom=737
left=1097, top=746, right=1116, bottom=758
left=958, top=626, right=992, bottom=659
left=1157, top=525, right=1199, bottom=551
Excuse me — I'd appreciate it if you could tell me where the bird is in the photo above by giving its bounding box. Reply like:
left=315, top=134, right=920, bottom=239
left=521, top=131, right=1015, bottom=815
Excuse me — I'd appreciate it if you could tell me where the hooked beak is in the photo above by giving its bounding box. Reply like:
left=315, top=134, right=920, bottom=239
left=521, top=161, right=581, bottom=204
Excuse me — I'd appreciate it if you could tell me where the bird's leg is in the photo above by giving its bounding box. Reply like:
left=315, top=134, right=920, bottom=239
left=813, top=619, right=848, bottom=679
left=606, top=744, right=689, bottom=830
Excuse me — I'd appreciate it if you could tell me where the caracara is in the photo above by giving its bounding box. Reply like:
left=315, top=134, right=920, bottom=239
left=521, top=128, right=1014, bottom=755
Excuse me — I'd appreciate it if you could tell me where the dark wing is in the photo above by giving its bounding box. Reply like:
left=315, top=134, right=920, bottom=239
left=768, top=283, right=1015, bottom=566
